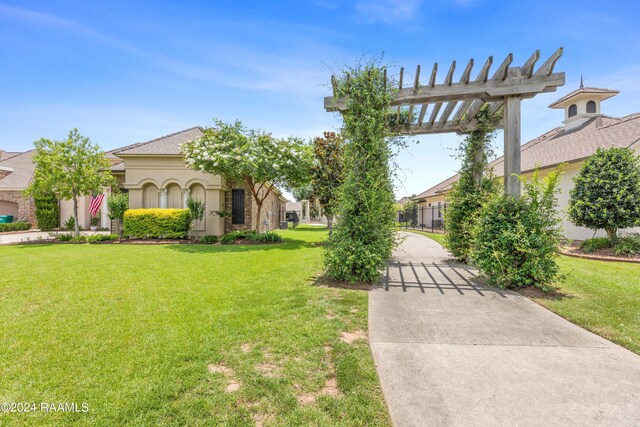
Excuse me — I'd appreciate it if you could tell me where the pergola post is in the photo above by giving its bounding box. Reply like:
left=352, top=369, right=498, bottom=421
left=503, top=95, right=521, bottom=196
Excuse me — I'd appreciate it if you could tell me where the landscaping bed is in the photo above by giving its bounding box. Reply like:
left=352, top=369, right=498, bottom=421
left=560, top=245, right=640, bottom=263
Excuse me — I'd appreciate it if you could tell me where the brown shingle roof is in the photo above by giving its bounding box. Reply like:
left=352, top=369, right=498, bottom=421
left=0, top=150, right=21, bottom=161
left=414, top=113, right=640, bottom=201
left=114, top=127, right=203, bottom=156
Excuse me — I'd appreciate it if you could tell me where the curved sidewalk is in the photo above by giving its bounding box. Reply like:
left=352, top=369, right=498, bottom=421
left=369, top=231, right=640, bottom=426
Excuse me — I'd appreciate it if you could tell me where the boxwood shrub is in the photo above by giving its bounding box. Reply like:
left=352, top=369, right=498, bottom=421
left=0, top=221, right=31, bottom=232
left=123, top=209, right=192, bottom=239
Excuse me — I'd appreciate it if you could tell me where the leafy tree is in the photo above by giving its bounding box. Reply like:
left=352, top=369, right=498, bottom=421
left=324, top=62, right=397, bottom=282
left=25, top=129, right=114, bottom=236
left=183, top=119, right=312, bottom=232
left=403, top=199, right=418, bottom=227
left=107, top=192, right=129, bottom=235
left=445, top=107, right=500, bottom=262
left=472, top=169, right=563, bottom=289
left=569, top=147, right=640, bottom=244
left=291, top=184, right=313, bottom=202
left=33, top=191, right=60, bottom=231
left=311, top=131, right=345, bottom=232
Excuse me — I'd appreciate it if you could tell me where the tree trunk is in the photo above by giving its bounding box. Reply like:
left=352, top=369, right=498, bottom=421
left=255, top=201, right=263, bottom=233
left=72, top=194, right=80, bottom=237
left=605, top=227, right=618, bottom=245
left=327, top=215, right=334, bottom=237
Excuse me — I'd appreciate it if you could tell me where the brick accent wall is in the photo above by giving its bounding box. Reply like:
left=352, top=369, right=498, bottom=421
left=0, top=191, right=35, bottom=226
left=224, top=180, right=284, bottom=233
left=224, top=181, right=254, bottom=232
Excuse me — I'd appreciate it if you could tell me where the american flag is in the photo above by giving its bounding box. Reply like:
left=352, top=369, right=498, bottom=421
left=89, top=193, right=105, bottom=217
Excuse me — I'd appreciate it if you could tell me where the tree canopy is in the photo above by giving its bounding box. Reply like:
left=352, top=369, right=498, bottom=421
left=182, top=119, right=312, bottom=231
left=25, top=129, right=114, bottom=236
left=311, top=131, right=344, bottom=232
left=569, top=147, right=640, bottom=243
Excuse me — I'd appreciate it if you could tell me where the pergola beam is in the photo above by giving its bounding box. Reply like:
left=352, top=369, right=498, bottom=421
left=324, top=49, right=565, bottom=197
left=325, top=72, right=564, bottom=111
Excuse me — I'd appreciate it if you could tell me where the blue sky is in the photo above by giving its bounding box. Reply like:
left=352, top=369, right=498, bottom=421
left=1, top=0, right=639, bottom=198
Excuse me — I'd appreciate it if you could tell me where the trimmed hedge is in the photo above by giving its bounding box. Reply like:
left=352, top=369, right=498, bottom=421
left=0, top=221, right=31, bottom=232
left=123, top=209, right=192, bottom=239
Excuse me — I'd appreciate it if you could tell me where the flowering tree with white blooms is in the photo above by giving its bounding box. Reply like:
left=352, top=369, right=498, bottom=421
left=182, top=119, right=312, bottom=232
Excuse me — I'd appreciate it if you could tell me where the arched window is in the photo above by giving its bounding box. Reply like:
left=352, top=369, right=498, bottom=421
left=586, top=100, right=596, bottom=113
left=568, top=104, right=578, bottom=117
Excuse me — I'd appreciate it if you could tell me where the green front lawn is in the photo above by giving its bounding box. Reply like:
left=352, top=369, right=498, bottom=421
left=0, top=226, right=390, bottom=426
left=531, top=257, right=640, bottom=354
left=414, top=230, right=640, bottom=355
left=403, top=229, right=447, bottom=247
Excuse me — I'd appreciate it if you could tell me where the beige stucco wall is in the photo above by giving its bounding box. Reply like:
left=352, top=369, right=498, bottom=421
left=120, top=155, right=226, bottom=236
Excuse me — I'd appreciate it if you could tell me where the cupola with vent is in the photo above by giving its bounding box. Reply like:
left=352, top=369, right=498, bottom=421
left=549, top=79, right=619, bottom=130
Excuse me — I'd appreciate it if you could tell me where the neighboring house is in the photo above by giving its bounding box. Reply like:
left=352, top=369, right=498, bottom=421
left=0, top=150, right=36, bottom=223
left=1, top=127, right=287, bottom=235
left=286, top=201, right=302, bottom=223
left=413, top=85, right=640, bottom=241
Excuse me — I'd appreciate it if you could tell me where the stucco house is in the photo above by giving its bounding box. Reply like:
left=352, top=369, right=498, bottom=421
left=413, top=85, right=640, bottom=241
left=1, top=127, right=287, bottom=236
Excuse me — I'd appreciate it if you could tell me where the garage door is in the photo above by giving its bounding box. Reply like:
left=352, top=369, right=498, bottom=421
left=0, top=200, right=19, bottom=217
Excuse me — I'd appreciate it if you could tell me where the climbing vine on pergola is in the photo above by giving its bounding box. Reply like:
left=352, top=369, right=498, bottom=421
left=325, top=48, right=565, bottom=196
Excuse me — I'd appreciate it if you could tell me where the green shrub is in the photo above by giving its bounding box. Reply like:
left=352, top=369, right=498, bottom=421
left=580, top=237, right=611, bottom=253
left=472, top=169, right=563, bottom=289
left=63, top=216, right=76, bottom=231
left=614, top=234, right=640, bottom=257
left=0, top=221, right=31, bottom=232
left=70, top=235, right=87, bottom=244
left=197, top=235, right=218, bottom=244
left=123, top=209, right=192, bottom=239
left=220, top=230, right=257, bottom=245
left=248, top=231, right=282, bottom=243
left=34, top=192, right=60, bottom=231
left=57, top=233, right=73, bottom=241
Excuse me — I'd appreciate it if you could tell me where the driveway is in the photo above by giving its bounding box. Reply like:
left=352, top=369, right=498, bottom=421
left=0, top=230, right=109, bottom=245
left=369, top=231, right=640, bottom=426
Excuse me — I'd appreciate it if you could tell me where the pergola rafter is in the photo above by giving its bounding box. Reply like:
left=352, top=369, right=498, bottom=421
left=323, top=48, right=566, bottom=196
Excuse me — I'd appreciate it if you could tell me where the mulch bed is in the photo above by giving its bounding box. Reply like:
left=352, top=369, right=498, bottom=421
left=311, top=273, right=374, bottom=291
left=560, top=246, right=640, bottom=264
left=10, top=238, right=283, bottom=246
left=517, top=285, right=570, bottom=301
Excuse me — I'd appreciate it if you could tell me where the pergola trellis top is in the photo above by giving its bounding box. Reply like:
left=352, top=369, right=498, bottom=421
left=323, top=48, right=565, bottom=196
left=324, top=48, right=565, bottom=136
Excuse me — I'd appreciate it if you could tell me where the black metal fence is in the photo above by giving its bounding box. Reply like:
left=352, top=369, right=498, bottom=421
left=397, top=204, right=447, bottom=233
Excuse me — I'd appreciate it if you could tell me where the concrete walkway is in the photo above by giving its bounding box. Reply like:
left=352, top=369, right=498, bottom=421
left=0, top=230, right=109, bottom=245
left=369, top=232, right=640, bottom=427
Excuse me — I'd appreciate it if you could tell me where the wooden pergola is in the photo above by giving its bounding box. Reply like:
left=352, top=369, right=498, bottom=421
left=324, top=48, right=565, bottom=196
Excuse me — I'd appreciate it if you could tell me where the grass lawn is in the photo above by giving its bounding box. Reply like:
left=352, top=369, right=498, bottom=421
left=0, top=226, right=390, bottom=426
left=412, top=229, right=640, bottom=355
left=529, top=257, right=640, bottom=354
